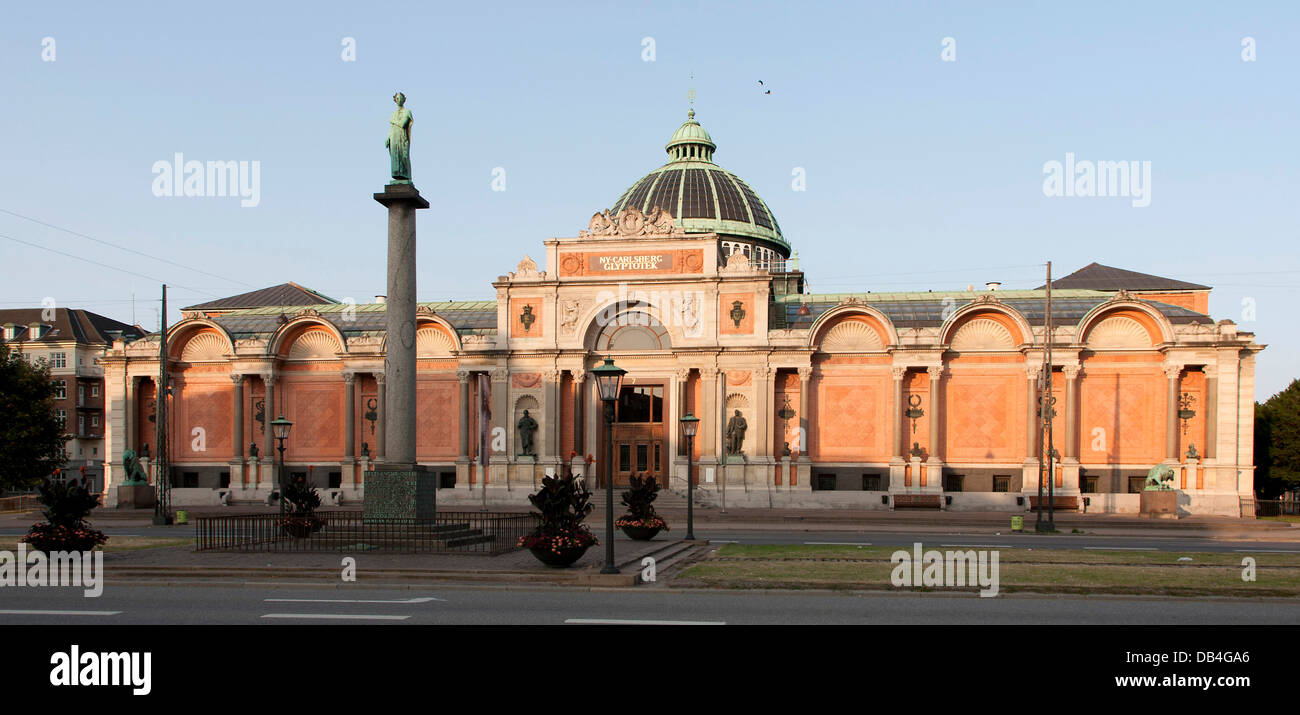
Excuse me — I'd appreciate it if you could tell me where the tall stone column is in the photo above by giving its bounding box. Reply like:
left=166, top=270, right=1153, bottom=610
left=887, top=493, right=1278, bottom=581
left=716, top=370, right=728, bottom=460
left=700, top=368, right=718, bottom=462
left=374, top=372, right=387, bottom=462
left=1164, top=363, right=1181, bottom=461
left=1204, top=365, right=1218, bottom=460
left=343, top=372, right=356, bottom=459
left=672, top=368, right=689, bottom=458
left=572, top=370, right=586, bottom=457
left=891, top=367, right=905, bottom=459
left=797, top=367, right=813, bottom=458
left=230, top=374, right=245, bottom=487
left=927, top=365, right=944, bottom=464
left=755, top=367, right=773, bottom=459
left=1025, top=366, right=1039, bottom=460
left=490, top=368, right=510, bottom=486
left=231, top=374, right=244, bottom=460
left=1061, top=365, right=1081, bottom=493
left=455, top=370, right=471, bottom=488
left=544, top=370, right=561, bottom=459
left=261, top=372, right=275, bottom=489
left=457, top=370, right=470, bottom=460
left=364, top=181, right=434, bottom=521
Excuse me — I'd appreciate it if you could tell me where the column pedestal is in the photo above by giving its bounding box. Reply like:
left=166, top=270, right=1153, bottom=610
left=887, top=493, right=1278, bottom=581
left=363, top=465, right=436, bottom=523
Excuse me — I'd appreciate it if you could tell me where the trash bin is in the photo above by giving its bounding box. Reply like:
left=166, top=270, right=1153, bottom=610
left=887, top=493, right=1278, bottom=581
left=175, top=510, right=189, bottom=524
left=1011, top=515, right=1023, bottom=532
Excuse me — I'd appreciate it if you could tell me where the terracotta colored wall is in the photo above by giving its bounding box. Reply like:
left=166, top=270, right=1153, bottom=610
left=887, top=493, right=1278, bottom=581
left=416, top=377, right=459, bottom=460
left=282, top=378, right=344, bottom=461
left=1079, top=366, right=1165, bottom=464
left=814, top=371, right=890, bottom=462
left=773, top=371, right=801, bottom=455
left=944, top=369, right=1023, bottom=463
left=175, top=376, right=233, bottom=461
left=1134, top=291, right=1209, bottom=314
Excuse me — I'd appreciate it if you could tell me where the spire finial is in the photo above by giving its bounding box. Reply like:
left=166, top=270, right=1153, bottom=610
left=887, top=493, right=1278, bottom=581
left=687, top=73, right=696, bottom=120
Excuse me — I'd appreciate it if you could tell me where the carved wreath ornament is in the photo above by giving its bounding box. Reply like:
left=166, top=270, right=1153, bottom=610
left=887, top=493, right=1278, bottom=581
left=580, top=206, right=683, bottom=238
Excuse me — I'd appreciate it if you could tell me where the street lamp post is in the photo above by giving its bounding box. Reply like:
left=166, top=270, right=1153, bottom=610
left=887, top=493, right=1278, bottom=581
left=591, top=357, right=626, bottom=575
left=680, top=413, right=699, bottom=541
left=270, top=415, right=293, bottom=515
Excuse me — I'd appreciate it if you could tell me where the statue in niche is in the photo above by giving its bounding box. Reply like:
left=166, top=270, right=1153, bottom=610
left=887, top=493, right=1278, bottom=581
left=517, top=409, right=539, bottom=456
left=725, top=410, right=748, bottom=455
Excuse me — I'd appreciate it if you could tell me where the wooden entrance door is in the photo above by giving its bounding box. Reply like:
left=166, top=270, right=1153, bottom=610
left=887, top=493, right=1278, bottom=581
left=607, top=384, right=666, bottom=487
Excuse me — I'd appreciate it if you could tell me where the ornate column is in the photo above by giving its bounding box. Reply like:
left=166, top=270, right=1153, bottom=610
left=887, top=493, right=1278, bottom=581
left=673, top=368, right=690, bottom=457
left=891, top=367, right=905, bottom=460
left=572, top=369, right=586, bottom=457
left=700, top=368, right=718, bottom=462
left=1063, top=366, right=1080, bottom=459
left=1025, top=365, right=1040, bottom=460
left=543, top=369, right=561, bottom=460
left=261, top=372, right=275, bottom=488
left=755, top=367, right=773, bottom=459
left=1203, top=365, right=1218, bottom=461
left=231, top=374, right=244, bottom=461
left=374, top=372, right=387, bottom=462
left=716, top=370, right=727, bottom=460
left=1061, top=365, right=1081, bottom=493
left=797, top=367, right=813, bottom=458
left=1164, top=363, right=1181, bottom=461
left=927, top=365, right=944, bottom=464
left=490, top=368, right=509, bottom=485
left=230, top=374, right=244, bottom=488
left=457, top=370, right=470, bottom=460
left=455, top=370, right=471, bottom=488
left=343, top=372, right=356, bottom=459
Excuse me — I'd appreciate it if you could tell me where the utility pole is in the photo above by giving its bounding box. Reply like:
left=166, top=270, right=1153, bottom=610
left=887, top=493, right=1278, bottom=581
left=153, top=284, right=171, bottom=525
left=1045, top=261, right=1055, bottom=531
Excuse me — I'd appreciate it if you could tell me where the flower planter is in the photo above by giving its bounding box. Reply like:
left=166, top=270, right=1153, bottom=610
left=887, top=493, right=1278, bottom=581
left=620, top=524, right=662, bottom=541
left=528, top=544, right=590, bottom=567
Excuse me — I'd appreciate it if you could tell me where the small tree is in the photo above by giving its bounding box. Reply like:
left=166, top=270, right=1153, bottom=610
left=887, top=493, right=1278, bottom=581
left=1256, top=379, right=1300, bottom=498
left=0, top=343, right=67, bottom=492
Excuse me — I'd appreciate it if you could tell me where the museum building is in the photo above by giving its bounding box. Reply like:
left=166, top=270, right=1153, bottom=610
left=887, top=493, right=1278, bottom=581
left=98, top=111, right=1264, bottom=516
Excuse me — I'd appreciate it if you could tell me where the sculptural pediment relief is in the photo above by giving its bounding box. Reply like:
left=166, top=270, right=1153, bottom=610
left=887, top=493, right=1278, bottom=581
left=579, top=206, right=683, bottom=238
left=719, top=252, right=754, bottom=274
left=509, top=255, right=545, bottom=281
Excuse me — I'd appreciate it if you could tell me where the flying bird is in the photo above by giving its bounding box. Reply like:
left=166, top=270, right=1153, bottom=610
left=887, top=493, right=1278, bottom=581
left=758, top=80, right=771, bottom=95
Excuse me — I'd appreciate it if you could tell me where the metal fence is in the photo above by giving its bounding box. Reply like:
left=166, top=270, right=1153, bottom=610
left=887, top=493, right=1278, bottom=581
left=0, top=495, right=41, bottom=513
left=194, top=511, right=535, bottom=555
left=1255, top=499, right=1300, bottom=517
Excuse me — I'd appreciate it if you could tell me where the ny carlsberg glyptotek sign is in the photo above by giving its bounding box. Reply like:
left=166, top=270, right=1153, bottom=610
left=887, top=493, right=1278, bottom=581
left=590, top=253, right=672, bottom=272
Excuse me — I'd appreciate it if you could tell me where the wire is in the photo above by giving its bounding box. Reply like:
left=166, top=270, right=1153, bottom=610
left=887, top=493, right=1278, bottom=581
left=0, top=208, right=257, bottom=289
left=0, top=233, right=222, bottom=299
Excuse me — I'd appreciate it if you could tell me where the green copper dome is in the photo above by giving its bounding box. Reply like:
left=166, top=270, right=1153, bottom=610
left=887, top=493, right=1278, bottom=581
left=610, top=111, right=787, bottom=254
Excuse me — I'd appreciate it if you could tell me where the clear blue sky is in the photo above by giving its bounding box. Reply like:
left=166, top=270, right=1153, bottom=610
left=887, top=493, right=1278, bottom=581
left=1, top=1, right=1295, bottom=400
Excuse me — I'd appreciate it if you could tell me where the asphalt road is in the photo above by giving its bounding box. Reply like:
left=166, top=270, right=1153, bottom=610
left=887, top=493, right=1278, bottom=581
left=3, top=584, right=1300, bottom=625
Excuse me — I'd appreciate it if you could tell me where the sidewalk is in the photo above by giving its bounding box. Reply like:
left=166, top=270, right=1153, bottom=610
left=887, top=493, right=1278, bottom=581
left=22, top=503, right=1292, bottom=540
left=93, top=535, right=701, bottom=588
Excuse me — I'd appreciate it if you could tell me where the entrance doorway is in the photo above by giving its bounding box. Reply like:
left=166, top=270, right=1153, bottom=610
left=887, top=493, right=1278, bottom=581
left=607, top=384, right=665, bottom=488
